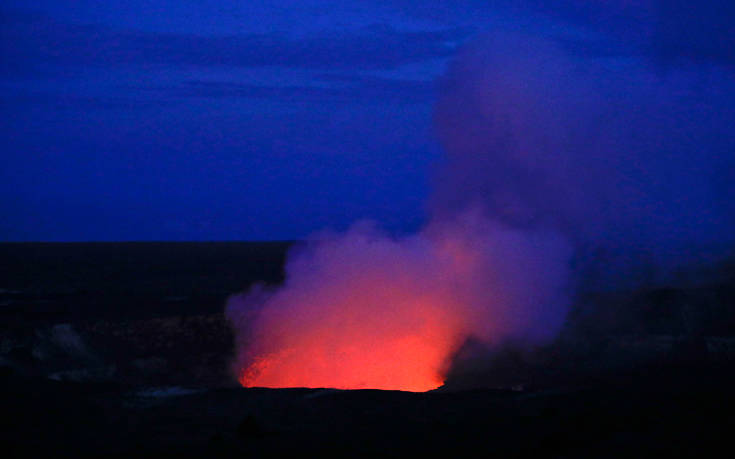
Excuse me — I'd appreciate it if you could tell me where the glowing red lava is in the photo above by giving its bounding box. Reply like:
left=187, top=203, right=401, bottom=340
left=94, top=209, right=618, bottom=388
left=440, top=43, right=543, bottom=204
left=236, top=296, right=465, bottom=392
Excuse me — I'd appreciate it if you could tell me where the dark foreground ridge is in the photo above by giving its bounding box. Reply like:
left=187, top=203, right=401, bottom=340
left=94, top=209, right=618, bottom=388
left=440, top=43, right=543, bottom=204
left=1, top=242, right=734, bottom=456
left=1, top=367, right=733, bottom=457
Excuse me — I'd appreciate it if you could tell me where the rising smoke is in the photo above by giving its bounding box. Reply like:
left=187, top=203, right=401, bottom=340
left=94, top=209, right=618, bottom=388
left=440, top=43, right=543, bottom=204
left=226, top=31, right=735, bottom=391
left=434, top=32, right=735, bottom=286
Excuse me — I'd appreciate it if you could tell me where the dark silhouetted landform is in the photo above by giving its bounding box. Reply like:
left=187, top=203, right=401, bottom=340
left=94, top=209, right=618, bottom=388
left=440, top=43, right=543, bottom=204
left=1, top=242, right=734, bottom=456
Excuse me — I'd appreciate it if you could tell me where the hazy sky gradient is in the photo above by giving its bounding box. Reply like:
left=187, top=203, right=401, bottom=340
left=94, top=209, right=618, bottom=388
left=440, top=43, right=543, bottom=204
left=1, top=1, right=733, bottom=240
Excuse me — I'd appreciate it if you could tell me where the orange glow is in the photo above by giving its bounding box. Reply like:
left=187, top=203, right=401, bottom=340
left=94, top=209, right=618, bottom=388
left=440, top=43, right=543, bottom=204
left=238, top=333, right=451, bottom=392
left=237, top=294, right=466, bottom=392
left=226, top=215, right=571, bottom=392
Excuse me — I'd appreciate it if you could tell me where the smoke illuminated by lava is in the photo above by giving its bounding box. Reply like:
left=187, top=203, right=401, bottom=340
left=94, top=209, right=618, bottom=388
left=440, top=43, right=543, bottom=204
left=226, top=214, right=571, bottom=391
left=226, top=30, right=734, bottom=391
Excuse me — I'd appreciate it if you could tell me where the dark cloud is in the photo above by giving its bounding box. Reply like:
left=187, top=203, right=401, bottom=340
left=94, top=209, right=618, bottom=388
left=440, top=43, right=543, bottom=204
left=0, top=8, right=469, bottom=77
left=546, top=0, right=735, bottom=67
left=653, top=0, right=735, bottom=67
left=0, top=76, right=435, bottom=113
left=138, top=76, right=435, bottom=103
left=380, top=1, right=735, bottom=68
left=0, top=90, right=177, bottom=110
left=533, top=1, right=735, bottom=68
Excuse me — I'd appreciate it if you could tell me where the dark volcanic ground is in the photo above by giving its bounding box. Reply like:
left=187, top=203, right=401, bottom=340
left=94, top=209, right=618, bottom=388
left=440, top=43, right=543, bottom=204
left=1, top=242, right=734, bottom=457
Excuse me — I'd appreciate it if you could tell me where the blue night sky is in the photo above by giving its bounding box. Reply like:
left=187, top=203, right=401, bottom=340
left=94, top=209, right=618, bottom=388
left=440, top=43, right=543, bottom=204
left=1, top=1, right=734, bottom=241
